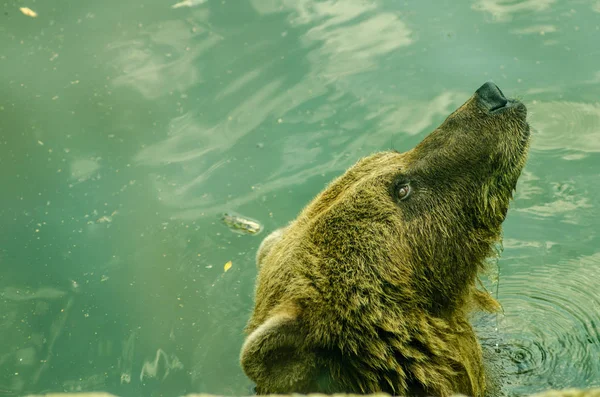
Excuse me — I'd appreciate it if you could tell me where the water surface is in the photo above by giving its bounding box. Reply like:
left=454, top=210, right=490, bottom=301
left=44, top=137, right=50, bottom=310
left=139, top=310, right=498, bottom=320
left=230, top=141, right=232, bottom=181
left=1, top=0, right=600, bottom=396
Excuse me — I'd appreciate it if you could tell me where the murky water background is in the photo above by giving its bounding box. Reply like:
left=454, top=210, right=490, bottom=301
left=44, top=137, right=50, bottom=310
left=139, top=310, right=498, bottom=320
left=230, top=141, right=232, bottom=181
left=1, top=0, right=600, bottom=396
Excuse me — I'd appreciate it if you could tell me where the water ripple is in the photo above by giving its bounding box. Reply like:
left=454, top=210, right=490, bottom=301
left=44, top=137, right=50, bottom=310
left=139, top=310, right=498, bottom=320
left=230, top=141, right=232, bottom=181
left=529, top=101, right=600, bottom=154
left=495, top=252, right=600, bottom=391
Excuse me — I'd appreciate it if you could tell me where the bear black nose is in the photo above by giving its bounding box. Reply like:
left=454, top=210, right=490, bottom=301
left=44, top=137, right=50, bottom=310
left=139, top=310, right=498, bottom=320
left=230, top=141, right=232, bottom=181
left=476, top=81, right=508, bottom=112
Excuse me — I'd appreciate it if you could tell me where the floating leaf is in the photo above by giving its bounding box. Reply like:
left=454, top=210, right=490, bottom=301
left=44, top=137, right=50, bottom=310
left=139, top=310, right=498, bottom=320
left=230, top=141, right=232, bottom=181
left=224, top=261, right=232, bottom=272
left=20, top=7, right=38, bottom=17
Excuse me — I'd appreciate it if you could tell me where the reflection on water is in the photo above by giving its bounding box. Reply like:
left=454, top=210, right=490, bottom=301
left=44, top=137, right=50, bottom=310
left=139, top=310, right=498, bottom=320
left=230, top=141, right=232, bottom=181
left=71, top=158, right=101, bottom=184
left=377, top=91, right=465, bottom=136
left=511, top=25, right=557, bottom=36
left=1, top=286, right=67, bottom=301
left=1, top=285, right=75, bottom=393
left=132, top=0, right=418, bottom=220
left=109, top=19, right=219, bottom=99
left=140, top=349, right=184, bottom=382
left=473, top=0, right=556, bottom=21
left=2, top=0, right=600, bottom=396
left=291, top=0, right=413, bottom=77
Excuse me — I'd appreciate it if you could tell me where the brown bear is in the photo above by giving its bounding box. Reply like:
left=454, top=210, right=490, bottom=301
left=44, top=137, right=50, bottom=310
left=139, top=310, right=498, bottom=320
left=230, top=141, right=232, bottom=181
left=240, top=82, right=530, bottom=397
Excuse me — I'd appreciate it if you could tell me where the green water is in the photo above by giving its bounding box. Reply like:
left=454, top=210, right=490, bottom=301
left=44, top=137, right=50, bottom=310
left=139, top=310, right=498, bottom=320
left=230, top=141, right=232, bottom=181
left=1, top=0, right=600, bottom=395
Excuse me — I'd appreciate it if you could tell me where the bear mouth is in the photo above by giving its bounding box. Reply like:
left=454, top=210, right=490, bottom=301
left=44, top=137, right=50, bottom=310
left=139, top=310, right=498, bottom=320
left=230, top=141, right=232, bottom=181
left=511, top=101, right=531, bottom=152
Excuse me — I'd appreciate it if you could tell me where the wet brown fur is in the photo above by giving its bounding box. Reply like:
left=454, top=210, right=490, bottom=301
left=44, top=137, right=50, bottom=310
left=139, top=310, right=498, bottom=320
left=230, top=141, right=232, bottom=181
left=240, top=86, right=530, bottom=397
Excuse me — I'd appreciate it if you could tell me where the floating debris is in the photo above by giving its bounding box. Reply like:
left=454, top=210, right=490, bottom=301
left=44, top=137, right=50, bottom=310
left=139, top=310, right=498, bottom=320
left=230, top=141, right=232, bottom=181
left=19, top=7, right=38, bottom=17
left=120, top=373, right=131, bottom=384
left=96, top=210, right=118, bottom=224
left=221, top=212, right=262, bottom=235
left=224, top=261, right=232, bottom=272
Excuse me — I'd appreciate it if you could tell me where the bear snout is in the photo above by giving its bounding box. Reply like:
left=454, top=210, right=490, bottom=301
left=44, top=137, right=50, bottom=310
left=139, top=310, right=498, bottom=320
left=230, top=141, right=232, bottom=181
left=476, top=81, right=508, bottom=112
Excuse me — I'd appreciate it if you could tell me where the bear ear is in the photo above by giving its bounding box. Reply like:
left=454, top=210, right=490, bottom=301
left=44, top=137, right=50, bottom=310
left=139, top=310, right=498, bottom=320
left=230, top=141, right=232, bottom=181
left=240, top=304, right=317, bottom=394
left=255, top=228, right=286, bottom=269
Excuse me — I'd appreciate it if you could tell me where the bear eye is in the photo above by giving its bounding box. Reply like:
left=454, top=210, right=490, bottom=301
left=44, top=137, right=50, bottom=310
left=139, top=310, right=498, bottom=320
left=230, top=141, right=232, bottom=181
left=397, top=184, right=411, bottom=201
